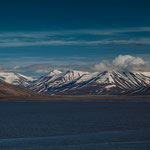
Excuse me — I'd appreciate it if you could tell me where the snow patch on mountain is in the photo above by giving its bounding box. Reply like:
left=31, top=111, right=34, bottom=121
left=0, top=72, right=35, bottom=87
left=3, top=70, right=150, bottom=95
left=46, top=70, right=62, bottom=77
left=30, top=70, right=150, bottom=95
left=140, top=72, right=150, bottom=77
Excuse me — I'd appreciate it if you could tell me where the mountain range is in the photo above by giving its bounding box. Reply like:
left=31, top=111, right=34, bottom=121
left=1, top=70, right=150, bottom=96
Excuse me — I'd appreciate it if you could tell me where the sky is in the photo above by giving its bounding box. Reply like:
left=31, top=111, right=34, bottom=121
left=0, top=0, right=150, bottom=75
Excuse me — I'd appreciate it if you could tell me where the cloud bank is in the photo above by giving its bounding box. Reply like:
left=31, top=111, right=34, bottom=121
left=1, top=55, right=150, bottom=75
left=14, top=64, right=89, bottom=74
left=94, top=55, right=149, bottom=72
left=14, top=55, right=150, bottom=74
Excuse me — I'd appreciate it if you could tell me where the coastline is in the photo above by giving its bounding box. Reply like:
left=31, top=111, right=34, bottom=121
left=0, top=95, right=150, bottom=101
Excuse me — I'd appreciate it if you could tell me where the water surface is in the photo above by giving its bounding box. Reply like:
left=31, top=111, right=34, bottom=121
left=0, top=100, right=150, bottom=149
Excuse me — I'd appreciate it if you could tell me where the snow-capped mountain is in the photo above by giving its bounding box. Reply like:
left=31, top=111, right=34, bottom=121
left=30, top=70, right=88, bottom=93
left=0, top=72, right=35, bottom=87
left=30, top=70, right=150, bottom=95
left=3, top=70, right=150, bottom=95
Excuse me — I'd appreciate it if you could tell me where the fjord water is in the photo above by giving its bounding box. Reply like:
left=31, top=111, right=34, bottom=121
left=0, top=100, right=150, bottom=150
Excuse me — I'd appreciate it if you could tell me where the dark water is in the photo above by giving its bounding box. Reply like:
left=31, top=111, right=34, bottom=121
left=0, top=100, right=150, bottom=150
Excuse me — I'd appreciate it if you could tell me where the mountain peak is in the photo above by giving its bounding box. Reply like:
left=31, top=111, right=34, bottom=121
left=0, top=72, right=35, bottom=87
left=47, top=70, right=62, bottom=76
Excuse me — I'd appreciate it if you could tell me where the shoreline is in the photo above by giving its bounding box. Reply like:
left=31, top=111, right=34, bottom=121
left=0, top=95, right=150, bottom=101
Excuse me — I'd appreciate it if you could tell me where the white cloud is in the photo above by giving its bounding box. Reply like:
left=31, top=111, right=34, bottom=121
left=112, top=55, right=145, bottom=66
left=93, top=55, right=149, bottom=72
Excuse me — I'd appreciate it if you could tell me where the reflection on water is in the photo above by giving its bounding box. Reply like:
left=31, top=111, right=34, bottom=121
left=0, top=100, right=150, bottom=150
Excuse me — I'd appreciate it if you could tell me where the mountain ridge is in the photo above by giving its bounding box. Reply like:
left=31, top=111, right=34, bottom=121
left=0, top=72, right=35, bottom=87
left=29, top=70, right=150, bottom=95
left=0, top=70, right=150, bottom=96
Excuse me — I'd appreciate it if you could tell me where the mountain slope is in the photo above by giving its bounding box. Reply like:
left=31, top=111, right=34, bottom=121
left=30, top=70, right=150, bottom=95
left=30, top=70, right=88, bottom=93
left=0, top=79, right=39, bottom=97
left=0, top=72, right=35, bottom=87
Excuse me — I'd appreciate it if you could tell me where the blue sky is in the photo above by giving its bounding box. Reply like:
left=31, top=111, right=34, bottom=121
left=0, top=0, right=150, bottom=75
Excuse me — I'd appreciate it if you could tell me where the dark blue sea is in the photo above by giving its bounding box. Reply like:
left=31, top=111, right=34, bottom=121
left=0, top=100, right=150, bottom=150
